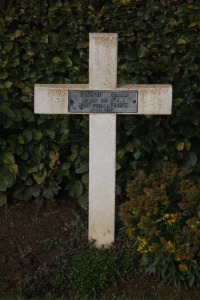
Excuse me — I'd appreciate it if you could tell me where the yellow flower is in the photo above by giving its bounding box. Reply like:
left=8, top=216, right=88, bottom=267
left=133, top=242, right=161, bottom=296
left=164, top=213, right=170, bottom=219
left=137, top=237, right=149, bottom=253
left=127, top=227, right=134, bottom=237
left=137, top=245, right=149, bottom=254
left=137, top=237, right=148, bottom=246
left=148, top=245, right=154, bottom=252
left=179, top=264, right=188, bottom=272
left=175, top=255, right=182, bottom=261
left=167, top=218, right=176, bottom=225
left=166, top=241, right=175, bottom=253
left=191, top=260, right=197, bottom=265
left=190, top=223, right=200, bottom=231
left=176, top=255, right=187, bottom=261
left=164, top=213, right=177, bottom=225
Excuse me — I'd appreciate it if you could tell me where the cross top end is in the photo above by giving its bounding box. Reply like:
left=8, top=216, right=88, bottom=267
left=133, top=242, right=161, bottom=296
left=89, top=32, right=118, bottom=39
left=89, top=33, right=118, bottom=89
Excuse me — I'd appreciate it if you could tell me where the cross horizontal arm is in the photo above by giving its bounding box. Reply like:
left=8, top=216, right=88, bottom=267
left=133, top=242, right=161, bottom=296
left=34, top=84, right=172, bottom=115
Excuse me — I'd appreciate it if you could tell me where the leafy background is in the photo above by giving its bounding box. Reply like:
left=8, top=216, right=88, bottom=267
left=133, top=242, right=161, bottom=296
left=0, top=0, right=199, bottom=208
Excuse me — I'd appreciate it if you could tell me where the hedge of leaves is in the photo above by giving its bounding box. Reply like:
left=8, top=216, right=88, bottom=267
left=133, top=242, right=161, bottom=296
left=0, top=0, right=199, bottom=207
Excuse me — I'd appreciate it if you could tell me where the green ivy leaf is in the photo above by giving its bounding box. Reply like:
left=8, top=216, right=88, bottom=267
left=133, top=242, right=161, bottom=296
left=18, top=135, right=25, bottom=144
left=0, top=71, right=9, bottom=79
left=117, top=149, right=125, bottom=159
left=181, top=151, right=197, bottom=174
left=62, top=162, right=71, bottom=170
left=22, top=129, right=32, bottom=142
left=0, top=193, right=7, bottom=207
left=69, top=180, right=83, bottom=198
left=0, top=180, right=7, bottom=192
left=177, top=38, right=187, bottom=45
left=43, top=189, right=54, bottom=199
left=174, top=98, right=184, bottom=106
left=29, top=167, right=38, bottom=174
left=31, top=185, right=41, bottom=197
left=33, top=170, right=47, bottom=184
left=77, top=42, right=89, bottom=49
left=45, top=129, right=55, bottom=139
left=32, top=130, right=43, bottom=140
left=0, top=103, right=16, bottom=118
left=9, top=164, right=19, bottom=174
left=49, top=151, right=59, bottom=169
left=10, top=30, right=24, bottom=40
left=133, top=149, right=141, bottom=160
left=4, top=81, right=13, bottom=88
left=188, top=22, right=197, bottom=28
left=62, top=162, right=71, bottom=177
left=177, top=4, right=189, bottom=13
left=70, top=151, right=78, bottom=162
left=116, top=162, right=121, bottom=170
left=53, top=57, right=62, bottom=64
left=126, top=143, right=134, bottom=152
left=75, top=162, right=88, bottom=174
left=65, top=57, right=72, bottom=67
left=176, top=142, right=185, bottom=151
left=12, top=58, right=20, bottom=67
left=21, top=108, right=34, bottom=121
left=82, top=173, right=89, bottom=184
left=4, top=153, right=15, bottom=164
left=49, top=0, right=62, bottom=12
left=78, top=193, right=88, bottom=210
left=0, top=174, right=16, bottom=191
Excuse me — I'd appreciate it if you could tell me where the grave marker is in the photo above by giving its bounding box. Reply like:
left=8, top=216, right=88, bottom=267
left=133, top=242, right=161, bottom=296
left=34, top=33, right=172, bottom=248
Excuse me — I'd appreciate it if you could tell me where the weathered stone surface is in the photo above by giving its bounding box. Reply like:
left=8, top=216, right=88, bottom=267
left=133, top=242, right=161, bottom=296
left=89, top=33, right=118, bottom=90
left=88, top=33, right=118, bottom=247
left=35, top=84, right=172, bottom=115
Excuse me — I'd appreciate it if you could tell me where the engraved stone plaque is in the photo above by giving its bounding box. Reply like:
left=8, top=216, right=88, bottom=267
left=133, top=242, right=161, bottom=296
left=68, top=90, right=138, bottom=113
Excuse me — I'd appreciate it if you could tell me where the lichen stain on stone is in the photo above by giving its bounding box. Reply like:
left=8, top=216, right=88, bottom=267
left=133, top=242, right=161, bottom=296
left=48, top=88, right=68, bottom=113
left=89, top=33, right=117, bottom=90
left=138, top=86, right=171, bottom=115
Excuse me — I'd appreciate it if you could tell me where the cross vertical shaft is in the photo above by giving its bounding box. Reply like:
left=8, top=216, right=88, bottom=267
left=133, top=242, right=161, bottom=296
left=88, top=33, right=118, bottom=247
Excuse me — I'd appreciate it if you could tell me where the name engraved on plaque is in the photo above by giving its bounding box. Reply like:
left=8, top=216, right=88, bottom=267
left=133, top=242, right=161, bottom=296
left=68, top=90, right=138, bottom=113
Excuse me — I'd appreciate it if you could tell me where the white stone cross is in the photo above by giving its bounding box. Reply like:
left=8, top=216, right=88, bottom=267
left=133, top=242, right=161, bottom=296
left=34, top=33, right=172, bottom=248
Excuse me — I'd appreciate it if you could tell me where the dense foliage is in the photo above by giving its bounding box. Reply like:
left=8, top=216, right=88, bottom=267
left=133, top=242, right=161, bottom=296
left=0, top=0, right=200, bottom=207
left=67, top=250, right=120, bottom=293
left=119, top=163, right=200, bottom=288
